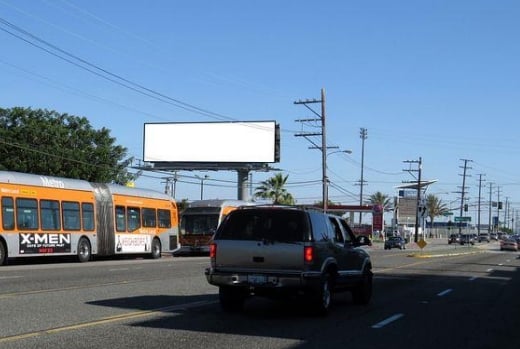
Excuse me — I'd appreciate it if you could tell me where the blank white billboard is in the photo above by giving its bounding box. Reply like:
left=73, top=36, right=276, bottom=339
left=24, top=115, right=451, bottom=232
left=143, top=121, right=277, bottom=163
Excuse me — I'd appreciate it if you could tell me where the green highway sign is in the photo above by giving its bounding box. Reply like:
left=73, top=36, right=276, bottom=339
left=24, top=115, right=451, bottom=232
left=454, top=216, right=471, bottom=222
left=443, top=212, right=454, bottom=216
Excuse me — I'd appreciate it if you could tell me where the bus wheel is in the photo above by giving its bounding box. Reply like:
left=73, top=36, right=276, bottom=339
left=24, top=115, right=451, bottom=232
left=77, top=237, right=91, bottom=263
left=0, top=241, right=7, bottom=266
left=151, top=238, right=161, bottom=259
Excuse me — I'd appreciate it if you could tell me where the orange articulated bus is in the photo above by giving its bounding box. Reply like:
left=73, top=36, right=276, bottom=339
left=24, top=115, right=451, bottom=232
left=177, top=199, right=255, bottom=254
left=0, top=171, right=179, bottom=265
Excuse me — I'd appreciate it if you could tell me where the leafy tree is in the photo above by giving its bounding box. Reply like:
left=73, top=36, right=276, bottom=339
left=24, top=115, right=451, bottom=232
left=425, top=194, right=449, bottom=227
left=0, top=107, right=136, bottom=184
left=254, top=173, right=295, bottom=205
left=367, top=191, right=392, bottom=210
left=177, top=198, right=189, bottom=212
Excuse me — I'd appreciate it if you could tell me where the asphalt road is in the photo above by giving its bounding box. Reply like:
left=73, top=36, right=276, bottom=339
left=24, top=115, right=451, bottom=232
left=0, top=239, right=518, bottom=349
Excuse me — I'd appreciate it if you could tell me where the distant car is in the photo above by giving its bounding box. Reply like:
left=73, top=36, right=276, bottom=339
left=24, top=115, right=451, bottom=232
left=478, top=233, right=490, bottom=243
left=384, top=236, right=406, bottom=250
left=490, top=232, right=498, bottom=241
left=459, top=234, right=475, bottom=245
left=500, top=237, right=518, bottom=251
left=497, top=232, right=509, bottom=240
left=448, top=234, right=460, bottom=244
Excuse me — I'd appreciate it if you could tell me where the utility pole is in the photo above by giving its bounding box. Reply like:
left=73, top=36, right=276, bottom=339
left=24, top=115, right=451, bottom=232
left=294, top=88, right=330, bottom=211
left=513, top=208, right=516, bottom=233
left=477, top=174, right=485, bottom=235
left=172, top=172, right=178, bottom=198
left=496, top=186, right=501, bottom=232
left=488, top=183, right=493, bottom=234
left=358, top=127, right=368, bottom=225
left=162, top=172, right=179, bottom=198
left=504, top=197, right=509, bottom=230
left=403, top=157, right=422, bottom=243
left=458, top=159, right=472, bottom=234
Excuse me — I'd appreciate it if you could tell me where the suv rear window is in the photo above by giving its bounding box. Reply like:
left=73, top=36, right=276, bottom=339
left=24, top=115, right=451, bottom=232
left=216, top=209, right=310, bottom=242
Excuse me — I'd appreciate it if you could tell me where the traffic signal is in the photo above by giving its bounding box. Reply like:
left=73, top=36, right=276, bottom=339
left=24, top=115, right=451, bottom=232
left=464, top=204, right=468, bottom=212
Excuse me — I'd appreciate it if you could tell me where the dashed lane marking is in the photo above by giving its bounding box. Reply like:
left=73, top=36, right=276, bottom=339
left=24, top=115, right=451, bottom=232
left=437, top=289, right=453, bottom=297
left=372, top=314, right=404, bottom=329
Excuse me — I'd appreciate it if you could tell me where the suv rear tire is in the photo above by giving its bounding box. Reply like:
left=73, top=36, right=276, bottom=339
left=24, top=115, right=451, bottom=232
left=310, top=272, right=332, bottom=316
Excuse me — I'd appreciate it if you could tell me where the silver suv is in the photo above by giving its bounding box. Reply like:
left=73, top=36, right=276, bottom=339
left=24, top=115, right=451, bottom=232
left=205, top=206, right=373, bottom=315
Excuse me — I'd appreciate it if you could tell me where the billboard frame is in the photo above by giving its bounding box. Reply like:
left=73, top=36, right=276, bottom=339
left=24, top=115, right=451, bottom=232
left=143, top=121, right=280, bottom=166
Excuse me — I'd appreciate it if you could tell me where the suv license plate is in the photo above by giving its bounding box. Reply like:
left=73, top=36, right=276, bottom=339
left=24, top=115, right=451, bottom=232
left=247, top=274, right=267, bottom=285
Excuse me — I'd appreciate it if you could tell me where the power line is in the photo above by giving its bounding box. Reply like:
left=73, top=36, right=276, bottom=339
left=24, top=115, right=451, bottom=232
left=0, top=16, right=235, bottom=121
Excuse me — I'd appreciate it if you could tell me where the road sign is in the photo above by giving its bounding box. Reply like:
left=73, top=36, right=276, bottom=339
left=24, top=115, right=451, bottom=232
left=416, top=238, right=427, bottom=249
left=443, top=212, right=454, bottom=216
left=454, top=216, right=471, bottom=222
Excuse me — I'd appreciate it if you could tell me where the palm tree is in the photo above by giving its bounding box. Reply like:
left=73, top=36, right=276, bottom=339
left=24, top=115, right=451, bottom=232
left=425, top=194, right=449, bottom=236
left=254, top=173, right=295, bottom=205
left=367, top=191, right=392, bottom=211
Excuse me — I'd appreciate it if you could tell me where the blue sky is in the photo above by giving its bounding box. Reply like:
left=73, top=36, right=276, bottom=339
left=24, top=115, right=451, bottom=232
left=1, top=0, right=519, bottom=224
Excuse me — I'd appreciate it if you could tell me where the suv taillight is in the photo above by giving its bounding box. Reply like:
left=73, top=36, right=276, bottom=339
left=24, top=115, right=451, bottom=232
left=209, top=242, right=217, bottom=259
left=304, top=246, right=314, bottom=264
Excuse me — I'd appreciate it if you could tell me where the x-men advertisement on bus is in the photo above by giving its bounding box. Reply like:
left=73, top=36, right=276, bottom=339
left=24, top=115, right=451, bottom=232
left=19, top=233, right=72, bottom=254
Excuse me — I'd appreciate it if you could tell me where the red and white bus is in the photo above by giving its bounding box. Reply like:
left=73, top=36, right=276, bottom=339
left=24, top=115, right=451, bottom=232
left=178, top=199, right=254, bottom=254
left=0, top=170, right=179, bottom=265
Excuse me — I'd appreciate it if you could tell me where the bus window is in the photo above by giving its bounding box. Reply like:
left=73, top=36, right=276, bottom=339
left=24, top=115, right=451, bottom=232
left=158, top=209, right=171, bottom=228
left=63, top=201, right=81, bottom=230
left=181, top=214, right=219, bottom=235
left=127, top=207, right=140, bottom=232
left=82, top=203, right=95, bottom=231
left=41, top=200, right=61, bottom=230
left=115, top=206, right=126, bottom=232
left=16, top=198, right=39, bottom=230
left=1, top=197, right=15, bottom=230
left=142, top=208, right=156, bottom=228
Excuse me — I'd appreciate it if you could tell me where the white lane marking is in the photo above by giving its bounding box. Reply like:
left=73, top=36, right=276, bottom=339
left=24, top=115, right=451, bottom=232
left=372, top=313, right=404, bottom=329
left=498, top=263, right=504, bottom=266
left=486, top=268, right=493, bottom=272
left=0, top=276, right=23, bottom=280
left=437, top=289, right=453, bottom=297
left=469, top=276, right=478, bottom=281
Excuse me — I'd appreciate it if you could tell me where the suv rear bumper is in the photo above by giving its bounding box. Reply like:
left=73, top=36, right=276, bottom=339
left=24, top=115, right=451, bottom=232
left=205, top=268, right=323, bottom=290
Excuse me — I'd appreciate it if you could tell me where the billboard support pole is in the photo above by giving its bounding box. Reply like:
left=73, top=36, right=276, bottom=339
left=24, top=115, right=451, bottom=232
left=237, top=169, right=249, bottom=201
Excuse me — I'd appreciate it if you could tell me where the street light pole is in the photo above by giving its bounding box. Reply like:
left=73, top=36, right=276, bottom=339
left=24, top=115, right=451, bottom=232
left=197, top=175, right=209, bottom=200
